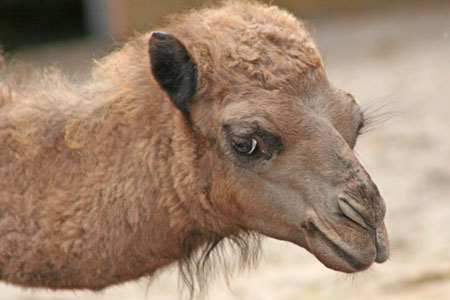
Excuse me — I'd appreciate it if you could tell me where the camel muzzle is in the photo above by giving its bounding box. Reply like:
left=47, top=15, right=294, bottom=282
left=337, top=191, right=389, bottom=264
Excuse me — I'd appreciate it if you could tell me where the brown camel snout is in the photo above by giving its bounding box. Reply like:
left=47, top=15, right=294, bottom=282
left=303, top=188, right=389, bottom=273
left=290, top=130, right=390, bottom=273
left=337, top=190, right=389, bottom=263
left=301, top=177, right=389, bottom=272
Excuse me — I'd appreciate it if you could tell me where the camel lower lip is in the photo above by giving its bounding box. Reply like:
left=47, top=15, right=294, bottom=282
left=306, top=222, right=371, bottom=272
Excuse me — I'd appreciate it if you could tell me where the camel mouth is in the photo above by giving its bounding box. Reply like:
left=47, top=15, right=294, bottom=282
left=310, top=222, right=371, bottom=271
left=301, top=221, right=376, bottom=273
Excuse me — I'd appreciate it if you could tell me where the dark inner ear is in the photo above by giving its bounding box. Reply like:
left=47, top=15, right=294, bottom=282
left=149, top=31, right=197, bottom=114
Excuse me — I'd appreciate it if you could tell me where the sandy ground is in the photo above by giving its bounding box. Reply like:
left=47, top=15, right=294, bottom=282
left=1, top=2, right=450, bottom=300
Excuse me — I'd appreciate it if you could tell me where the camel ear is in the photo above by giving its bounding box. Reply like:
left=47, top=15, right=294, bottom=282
left=149, top=31, right=197, bottom=114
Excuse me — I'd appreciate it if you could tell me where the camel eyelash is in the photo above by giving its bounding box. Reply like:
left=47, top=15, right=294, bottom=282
left=358, top=100, right=399, bottom=135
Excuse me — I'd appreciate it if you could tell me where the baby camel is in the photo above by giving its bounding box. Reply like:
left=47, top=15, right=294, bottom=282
left=0, top=0, right=389, bottom=292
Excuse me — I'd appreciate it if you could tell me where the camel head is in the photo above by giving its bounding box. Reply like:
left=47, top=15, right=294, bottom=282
left=148, top=3, right=389, bottom=274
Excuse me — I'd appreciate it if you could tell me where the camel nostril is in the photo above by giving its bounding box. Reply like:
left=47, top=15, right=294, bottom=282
left=337, top=194, right=372, bottom=230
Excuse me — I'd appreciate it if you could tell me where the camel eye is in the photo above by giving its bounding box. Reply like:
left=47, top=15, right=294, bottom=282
left=232, top=138, right=257, bottom=155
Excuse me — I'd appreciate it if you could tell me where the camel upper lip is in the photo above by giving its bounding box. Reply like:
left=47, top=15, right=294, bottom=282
left=374, top=225, right=389, bottom=263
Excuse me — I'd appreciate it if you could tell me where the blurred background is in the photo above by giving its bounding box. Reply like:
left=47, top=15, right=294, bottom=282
left=1, top=0, right=449, bottom=299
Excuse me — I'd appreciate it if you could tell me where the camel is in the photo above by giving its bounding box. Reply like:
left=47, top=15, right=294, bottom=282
left=0, top=0, right=389, bottom=294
